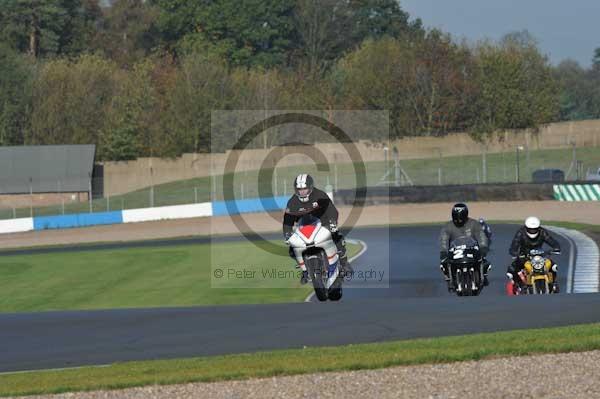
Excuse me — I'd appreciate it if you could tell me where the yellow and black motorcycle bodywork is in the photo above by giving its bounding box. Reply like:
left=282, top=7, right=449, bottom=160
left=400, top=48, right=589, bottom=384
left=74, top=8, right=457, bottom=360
left=523, top=254, right=554, bottom=294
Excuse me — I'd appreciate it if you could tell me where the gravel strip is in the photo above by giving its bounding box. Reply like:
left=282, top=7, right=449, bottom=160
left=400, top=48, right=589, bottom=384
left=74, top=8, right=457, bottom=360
left=10, top=350, right=600, bottom=399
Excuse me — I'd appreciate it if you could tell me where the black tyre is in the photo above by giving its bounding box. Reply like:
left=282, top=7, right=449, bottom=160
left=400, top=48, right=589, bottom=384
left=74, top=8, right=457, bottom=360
left=306, top=253, right=328, bottom=301
left=535, top=279, right=547, bottom=294
left=328, top=276, right=343, bottom=301
left=463, top=270, right=473, bottom=296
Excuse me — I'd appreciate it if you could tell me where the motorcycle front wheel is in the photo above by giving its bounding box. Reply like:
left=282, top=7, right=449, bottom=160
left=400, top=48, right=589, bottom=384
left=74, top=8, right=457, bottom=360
left=328, top=278, right=343, bottom=301
left=534, top=279, right=548, bottom=294
left=305, top=252, right=328, bottom=302
left=463, top=269, right=473, bottom=296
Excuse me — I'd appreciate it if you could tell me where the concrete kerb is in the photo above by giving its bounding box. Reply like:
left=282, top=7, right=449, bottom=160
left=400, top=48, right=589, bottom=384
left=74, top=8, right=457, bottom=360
left=548, top=226, right=600, bottom=294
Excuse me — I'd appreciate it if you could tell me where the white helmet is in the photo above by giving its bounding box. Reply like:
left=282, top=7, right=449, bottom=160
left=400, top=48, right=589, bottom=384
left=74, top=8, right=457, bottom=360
left=524, top=216, right=541, bottom=239
left=293, top=174, right=314, bottom=203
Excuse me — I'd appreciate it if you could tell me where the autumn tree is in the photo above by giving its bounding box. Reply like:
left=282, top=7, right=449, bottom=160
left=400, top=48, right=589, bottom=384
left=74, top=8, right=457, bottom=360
left=29, top=55, right=119, bottom=150
left=102, top=60, right=159, bottom=160
left=470, top=35, right=559, bottom=138
left=162, top=53, right=232, bottom=155
left=0, top=0, right=101, bottom=58
left=152, top=0, right=296, bottom=67
left=96, top=0, right=160, bottom=66
left=0, top=44, right=32, bottom=145
left=293, top=0, right=423, bottom=76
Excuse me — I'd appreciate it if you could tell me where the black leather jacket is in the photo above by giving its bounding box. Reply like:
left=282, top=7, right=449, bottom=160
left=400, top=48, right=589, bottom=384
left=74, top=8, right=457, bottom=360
left=509, top=226, right=560, bottom=258
left=282, top=187, right=338, bottom=238
left=439, top=218, right=489, bottom=259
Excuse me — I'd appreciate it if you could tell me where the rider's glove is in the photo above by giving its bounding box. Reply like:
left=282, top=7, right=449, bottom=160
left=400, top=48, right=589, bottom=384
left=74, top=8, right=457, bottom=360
left=440, top=251, right=448, bottom=264
left=480, top=246, right=489, bottom=257
left=327, top=221, right=338, bottom=233
left=284, top=232, right=292, bottom=244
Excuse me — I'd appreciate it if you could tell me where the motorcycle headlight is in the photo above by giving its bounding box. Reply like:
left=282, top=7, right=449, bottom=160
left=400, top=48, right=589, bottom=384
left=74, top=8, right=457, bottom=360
left=532, top=257, right=545, bottom=271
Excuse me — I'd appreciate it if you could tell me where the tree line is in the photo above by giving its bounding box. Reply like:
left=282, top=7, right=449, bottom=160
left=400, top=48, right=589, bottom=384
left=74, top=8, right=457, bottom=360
left=1, top=0, right=599, bottom=160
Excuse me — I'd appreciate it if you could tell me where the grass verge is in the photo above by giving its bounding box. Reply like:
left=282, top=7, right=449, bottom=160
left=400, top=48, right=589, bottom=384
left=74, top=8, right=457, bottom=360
left=0, top=241, right=361, bottom=312
left=2, top=322, right=600, bottom=397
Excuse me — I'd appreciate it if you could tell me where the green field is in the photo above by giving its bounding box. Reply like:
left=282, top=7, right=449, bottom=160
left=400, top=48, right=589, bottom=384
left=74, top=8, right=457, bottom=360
left=0, top=241, right=360, bottom=313
left=1, top=322, right=599, bottom=397
left=2, top=146, right=599, bottom=220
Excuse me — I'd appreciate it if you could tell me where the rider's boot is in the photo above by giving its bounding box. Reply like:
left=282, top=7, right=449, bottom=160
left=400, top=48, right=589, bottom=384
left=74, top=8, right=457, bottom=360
left=289, top=245, right=309, bottom=284
left=446, top=277, right=455, bottom=292
left=482, top=260, right=491, bottom=287
left=441, top=264, right=454, bottom=292
left=334, top=234, right=353, bottom=277
left=551, top=270, right=559, bottom=293
left=339, top=253, right=353, bottom=277
left=300, top=270, right=309, bottom=285
left=481, top=258, right=492, bottom=287
left=552, top=282, right=560, bottom=293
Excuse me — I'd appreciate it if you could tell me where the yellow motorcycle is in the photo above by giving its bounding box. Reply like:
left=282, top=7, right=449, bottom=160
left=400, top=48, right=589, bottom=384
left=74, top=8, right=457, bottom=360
left=522, top=249, right=558, bottom=295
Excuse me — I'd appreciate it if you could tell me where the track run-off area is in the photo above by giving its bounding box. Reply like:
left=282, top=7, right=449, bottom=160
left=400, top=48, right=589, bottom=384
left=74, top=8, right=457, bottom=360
left=1, top=224, right=599, bottom=373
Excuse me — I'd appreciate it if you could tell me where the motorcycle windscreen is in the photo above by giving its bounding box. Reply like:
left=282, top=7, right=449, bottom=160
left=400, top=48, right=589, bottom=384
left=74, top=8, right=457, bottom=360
left=449, top=236, right=479, bottom=249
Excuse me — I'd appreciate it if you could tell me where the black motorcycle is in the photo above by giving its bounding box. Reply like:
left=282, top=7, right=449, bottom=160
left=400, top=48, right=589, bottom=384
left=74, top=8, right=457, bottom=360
left=448, top=236, right=484, bottom=296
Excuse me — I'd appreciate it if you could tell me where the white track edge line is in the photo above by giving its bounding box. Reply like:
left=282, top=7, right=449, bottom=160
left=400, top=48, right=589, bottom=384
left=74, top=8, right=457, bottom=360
left=548, top=227, right=576, bottom=294
left=0, top=364, right=111, bottom=376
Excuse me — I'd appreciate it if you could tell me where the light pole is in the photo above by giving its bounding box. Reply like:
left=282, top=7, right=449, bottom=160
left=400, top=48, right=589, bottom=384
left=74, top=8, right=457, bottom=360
left=516, top=145, right=524, bottom=183
left=383, top=146, right=389, bottom=173
left=393, top=146, right=400, bottom=186
left=262, top=21, right=269, bottom=149
left=437, top=148, right=443, bottom=186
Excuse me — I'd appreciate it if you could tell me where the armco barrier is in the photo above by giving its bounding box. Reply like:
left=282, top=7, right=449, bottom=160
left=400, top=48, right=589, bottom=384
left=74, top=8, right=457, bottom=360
left=122, top=203, right=212, bottom=223
left=334, top=183, right=556, bottom=205
left=554, top=184, right=600, bottom=201
left=212, top=196, right=288, bottom=216
left=1, top=194, right=294, bottom=234
left=33, top=211, right=124, bottom=231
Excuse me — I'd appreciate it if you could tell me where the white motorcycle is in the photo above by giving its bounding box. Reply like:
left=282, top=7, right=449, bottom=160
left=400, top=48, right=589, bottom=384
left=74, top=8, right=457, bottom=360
left=288, top=214, right=343, bottom=301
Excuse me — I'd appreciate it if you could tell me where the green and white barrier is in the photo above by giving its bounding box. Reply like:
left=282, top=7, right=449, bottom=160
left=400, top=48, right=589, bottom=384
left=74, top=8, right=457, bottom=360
left=554, top=184, right=600, bottom=201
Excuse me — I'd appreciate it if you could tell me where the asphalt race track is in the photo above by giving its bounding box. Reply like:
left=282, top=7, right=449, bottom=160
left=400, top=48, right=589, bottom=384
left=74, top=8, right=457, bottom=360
left=340, top=225, right=570, bottom=299
left=1, top=225, right=600, bottom=373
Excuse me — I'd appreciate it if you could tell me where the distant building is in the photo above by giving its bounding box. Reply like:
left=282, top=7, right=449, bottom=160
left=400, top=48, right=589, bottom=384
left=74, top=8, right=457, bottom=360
left=0, top=145, right=96, bottom=208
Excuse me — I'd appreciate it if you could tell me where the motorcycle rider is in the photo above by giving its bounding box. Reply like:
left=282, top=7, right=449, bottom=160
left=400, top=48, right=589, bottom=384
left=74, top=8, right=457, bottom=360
left=439, top=203, right=491, bottom=291
left=479, top=217, right=492, bottom=244
left=283, top=174, right=352, bottom=284
left=508, top=216, right=561, bottom=293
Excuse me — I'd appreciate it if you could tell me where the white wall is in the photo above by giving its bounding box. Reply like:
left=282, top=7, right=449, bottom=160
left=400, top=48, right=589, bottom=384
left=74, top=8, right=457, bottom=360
left=0, top=218, right=34, bottom=234
left=122, top=203, right=213, bottom=223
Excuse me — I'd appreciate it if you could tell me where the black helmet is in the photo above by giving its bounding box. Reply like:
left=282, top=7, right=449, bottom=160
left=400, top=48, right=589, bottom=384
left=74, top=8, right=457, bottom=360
left=293, top=174, right=314, bottom=203
left=451, top=203, right=469, bottom=227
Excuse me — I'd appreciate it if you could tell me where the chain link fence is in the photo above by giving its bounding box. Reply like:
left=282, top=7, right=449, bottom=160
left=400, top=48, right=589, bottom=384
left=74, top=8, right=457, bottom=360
left=1, top=145, right=599, bottom=221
